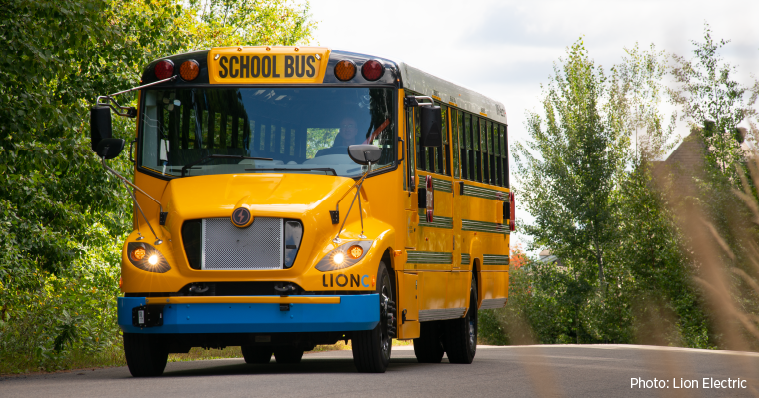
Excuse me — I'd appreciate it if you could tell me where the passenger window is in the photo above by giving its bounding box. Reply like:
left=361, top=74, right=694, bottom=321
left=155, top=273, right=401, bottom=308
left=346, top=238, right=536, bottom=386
left=483, top=120, right=491, bottom=184
left=452, top=109, right=460, bottom=179
left=463, top=113, right=471, bottom=180
left=501, top=124, right=509, bottom=187
left=471, top=116, right=482, bottom=182
left=438, top=104, right=448, bottom=175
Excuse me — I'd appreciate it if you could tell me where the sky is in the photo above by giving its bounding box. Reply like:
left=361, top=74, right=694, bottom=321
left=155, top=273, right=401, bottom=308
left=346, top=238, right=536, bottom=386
left=307, top=0, right=759, bottom=250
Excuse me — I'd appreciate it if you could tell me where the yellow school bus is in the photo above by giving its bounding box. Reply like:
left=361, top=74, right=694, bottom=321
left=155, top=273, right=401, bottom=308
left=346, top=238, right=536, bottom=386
left=90, top=46, right=512, bottom=377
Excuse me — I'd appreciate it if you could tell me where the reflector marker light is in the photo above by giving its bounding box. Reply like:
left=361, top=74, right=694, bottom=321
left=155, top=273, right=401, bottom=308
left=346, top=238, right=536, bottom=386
left=155, top=60, right=174, bottom=80
left=179, top=60, right=200, bottom=81
left=361, top=60, right=384, bottom=81
left=334, top=60, right=356, bottom=81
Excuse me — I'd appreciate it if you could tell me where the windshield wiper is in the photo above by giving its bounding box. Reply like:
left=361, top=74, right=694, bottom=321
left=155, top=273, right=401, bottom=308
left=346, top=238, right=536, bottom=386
left=181, top=154, right=273, bottom=177
left=245, top=167, right=338, bottom=176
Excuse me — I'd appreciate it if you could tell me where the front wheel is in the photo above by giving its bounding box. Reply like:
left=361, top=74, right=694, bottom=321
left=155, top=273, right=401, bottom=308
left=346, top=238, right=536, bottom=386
left=444, top=273, right=478, bottom=364
left=352, top=261, right=394, bottom=373
left=123, top=333, right=169, bottom=377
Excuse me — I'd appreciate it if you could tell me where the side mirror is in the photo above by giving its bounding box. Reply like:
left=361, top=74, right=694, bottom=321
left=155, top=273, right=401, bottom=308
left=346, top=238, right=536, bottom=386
left=91, top=106, right=113, bottom=151
left=420, top=105, right=442, bottom=147
left=347, top=145, right=381, bottom=165
left=95, top=138, right=125, bottom=160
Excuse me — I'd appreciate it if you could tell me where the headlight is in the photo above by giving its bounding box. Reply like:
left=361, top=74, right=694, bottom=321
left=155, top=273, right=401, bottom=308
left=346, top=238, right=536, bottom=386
left=126, top=242, right=170, bottom=273
left=315, top=240, right=373, bottom=272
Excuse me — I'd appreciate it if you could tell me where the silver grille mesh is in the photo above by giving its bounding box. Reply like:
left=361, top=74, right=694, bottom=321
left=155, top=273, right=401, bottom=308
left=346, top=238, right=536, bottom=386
left=202, top=217, right=283, bottom=270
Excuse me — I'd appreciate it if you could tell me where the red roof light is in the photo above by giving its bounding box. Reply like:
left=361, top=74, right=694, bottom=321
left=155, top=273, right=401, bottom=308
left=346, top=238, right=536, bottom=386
left=361, top=60, right=384, bottom=81
left=155, top=60, right=174, bottom=80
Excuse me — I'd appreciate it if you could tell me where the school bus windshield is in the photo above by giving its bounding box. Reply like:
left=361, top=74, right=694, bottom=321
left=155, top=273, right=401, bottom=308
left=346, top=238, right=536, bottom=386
left=139, top=87, right=396, bottom=177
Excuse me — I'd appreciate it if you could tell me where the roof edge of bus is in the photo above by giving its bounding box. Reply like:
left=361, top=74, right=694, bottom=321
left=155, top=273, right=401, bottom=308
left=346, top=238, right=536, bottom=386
left=397, top=62, right=507, bottom=124
left=137, top=48, right=508, bottom=124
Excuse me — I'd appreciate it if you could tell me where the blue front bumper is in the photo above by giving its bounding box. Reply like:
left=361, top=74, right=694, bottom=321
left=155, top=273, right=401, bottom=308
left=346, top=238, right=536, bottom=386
left=118, top=295, right=379, bottom=334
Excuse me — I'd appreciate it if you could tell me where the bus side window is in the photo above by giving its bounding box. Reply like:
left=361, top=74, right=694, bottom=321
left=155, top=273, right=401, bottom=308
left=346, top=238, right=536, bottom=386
left=484, top=120, right=491, bottom=184
left=407, top=106, right=417, bottom=190
left=415, top=105, right=425, bottom=173
left=438, top=103, right=448, bottom=175
left=463, top=113, right=471, bottom=180
left=452, top=109, right=460, bottom=179
left=502, top=124, right=509, bottom=188
left=492, top=121, right=500, bottom=187
left=492, top=121, right=498, bottom=186
left=443, top=105, right=451, bottom=176
left=471, top=115, right=482, bottom=183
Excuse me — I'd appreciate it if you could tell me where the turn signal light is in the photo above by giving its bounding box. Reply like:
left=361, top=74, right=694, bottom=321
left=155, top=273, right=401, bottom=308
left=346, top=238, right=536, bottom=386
left=155, top=59, right=174, bottom=80
left=334, top=60, right=356, bottom=81
left=130, top=247, right=146, bottom=262
left=361, top=60, right=384, bottom=81
left=179, top=60, right=200, bottom=81
left=348, top=245, right=364, bottom=259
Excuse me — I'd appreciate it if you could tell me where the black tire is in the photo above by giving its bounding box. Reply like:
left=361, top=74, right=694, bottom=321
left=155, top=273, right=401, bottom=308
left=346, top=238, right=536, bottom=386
left=444, top=273, right=478, bottom=364
left=273, top=346, right=304, bottom=364
left=352, top=261, right=393, bottom=373
left=123, top=333, right=169, bottom=377
left=241, top=345, right=273, bottom=364
left=413, top=321, right=444, bottom=363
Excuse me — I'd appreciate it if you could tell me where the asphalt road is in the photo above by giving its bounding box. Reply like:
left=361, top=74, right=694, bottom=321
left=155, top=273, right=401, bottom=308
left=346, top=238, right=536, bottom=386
left=2, top=345, right=758, bottom=398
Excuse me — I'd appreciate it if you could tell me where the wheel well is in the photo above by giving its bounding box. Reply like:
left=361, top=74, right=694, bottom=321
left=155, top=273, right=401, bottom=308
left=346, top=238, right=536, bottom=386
left=472, top=259, right=480, bottom=308
left=381, top=248, right=395, bottom=292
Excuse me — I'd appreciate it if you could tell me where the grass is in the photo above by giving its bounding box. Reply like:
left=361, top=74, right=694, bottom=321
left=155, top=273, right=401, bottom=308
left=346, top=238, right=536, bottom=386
left=0, top=346, right=126, bottom=375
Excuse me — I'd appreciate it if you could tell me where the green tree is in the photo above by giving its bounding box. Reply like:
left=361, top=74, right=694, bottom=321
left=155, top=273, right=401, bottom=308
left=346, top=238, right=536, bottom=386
left=513, top=39, right=632, bottom=342
left=669, top=23, right=759, bottom=177
left=180, top=0, right=316, bottom=50
left=514, top=39, right=629, bottom=286
left=0, top=0, right=316, bottom=372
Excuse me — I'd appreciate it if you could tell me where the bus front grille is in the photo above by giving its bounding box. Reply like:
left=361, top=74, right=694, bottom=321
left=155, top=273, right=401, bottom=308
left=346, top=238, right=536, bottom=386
left=190, top=217, right=284, bottom=270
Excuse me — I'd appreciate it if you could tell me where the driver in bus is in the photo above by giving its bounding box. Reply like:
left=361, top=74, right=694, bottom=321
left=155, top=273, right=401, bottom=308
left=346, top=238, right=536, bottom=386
left=315, top=116, right=358, bottom=156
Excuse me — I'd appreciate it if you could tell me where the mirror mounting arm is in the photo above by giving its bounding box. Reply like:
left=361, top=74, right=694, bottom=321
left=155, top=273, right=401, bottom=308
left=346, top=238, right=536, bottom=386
left=96, top=76, right=177, bottom=118
left=100, top=156, right=166, bottom=245
left=404, top=95, right=435, bottom=108
left=332, top=162, right=372, bottom=243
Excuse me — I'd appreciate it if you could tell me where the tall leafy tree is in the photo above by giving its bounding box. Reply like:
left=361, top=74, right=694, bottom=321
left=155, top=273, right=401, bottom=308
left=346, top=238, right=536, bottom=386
left=0, top=0, right=316, bottom=371
left=514, top=39, right=629, bottom=286
left=669, top=23, right=759, bottom=177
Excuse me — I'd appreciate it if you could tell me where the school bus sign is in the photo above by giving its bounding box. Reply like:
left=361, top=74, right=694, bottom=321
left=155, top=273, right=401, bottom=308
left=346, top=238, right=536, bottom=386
left=208, top=46, right=330, bottom=84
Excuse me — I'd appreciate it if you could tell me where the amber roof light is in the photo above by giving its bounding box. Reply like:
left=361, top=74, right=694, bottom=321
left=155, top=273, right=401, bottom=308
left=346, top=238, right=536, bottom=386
left=180, top=60, right=200, bottom=81
left=334, top=60, right=356, bottom=81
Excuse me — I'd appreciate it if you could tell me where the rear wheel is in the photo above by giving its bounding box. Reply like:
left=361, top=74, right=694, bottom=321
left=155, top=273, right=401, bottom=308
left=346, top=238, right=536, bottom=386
left=241, top=345, right=273, bottom=364
left=123, top=333, right=169, bottom=377
left=444, top=273, right=478, bottom=364
left=352, top=261, right=394, bottom=373
left=273, top=346, right=304, bottom=364
left=413, top=321, right=444, bottom=363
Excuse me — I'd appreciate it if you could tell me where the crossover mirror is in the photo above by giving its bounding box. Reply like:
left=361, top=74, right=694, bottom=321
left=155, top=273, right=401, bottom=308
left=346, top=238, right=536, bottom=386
left=347, top=144, right=381, bottom=165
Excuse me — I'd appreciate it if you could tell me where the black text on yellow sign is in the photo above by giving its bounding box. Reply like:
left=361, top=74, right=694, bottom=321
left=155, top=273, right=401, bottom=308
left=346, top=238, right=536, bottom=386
left=217, top=55, right=318, bottom=79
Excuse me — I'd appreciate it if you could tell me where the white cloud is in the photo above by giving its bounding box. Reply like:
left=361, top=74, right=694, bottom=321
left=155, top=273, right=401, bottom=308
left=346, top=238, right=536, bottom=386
left=308, top=0, right=759, bottom=250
